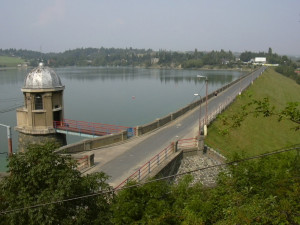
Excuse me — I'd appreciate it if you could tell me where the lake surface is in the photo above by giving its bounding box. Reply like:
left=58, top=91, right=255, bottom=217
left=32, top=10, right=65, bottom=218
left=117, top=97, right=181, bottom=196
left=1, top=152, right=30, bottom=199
left=0, top=67, right=247, bottom=171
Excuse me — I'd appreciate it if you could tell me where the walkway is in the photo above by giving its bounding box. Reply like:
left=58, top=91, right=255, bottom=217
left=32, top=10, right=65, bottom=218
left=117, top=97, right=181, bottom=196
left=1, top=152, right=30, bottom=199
left=54, top=119, right=134, bottom=138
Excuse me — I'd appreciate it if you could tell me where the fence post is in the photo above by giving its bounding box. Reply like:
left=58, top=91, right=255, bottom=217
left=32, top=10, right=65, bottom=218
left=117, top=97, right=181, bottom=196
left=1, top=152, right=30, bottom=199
left=198, top=135, right=205, bottom=151
left=148, top=161, right=151, bottom=174
left=173, top=141, right=178, bottom=152
left=138, top=169, right=141, bottom=181
left=135, top=126, right=140, bottom=136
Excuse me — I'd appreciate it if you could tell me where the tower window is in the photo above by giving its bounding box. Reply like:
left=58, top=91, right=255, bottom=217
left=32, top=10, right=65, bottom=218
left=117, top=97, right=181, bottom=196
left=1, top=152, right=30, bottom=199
left=24, top=94, right=27, bottom=108
left=35, top=94, right=43, bottom=110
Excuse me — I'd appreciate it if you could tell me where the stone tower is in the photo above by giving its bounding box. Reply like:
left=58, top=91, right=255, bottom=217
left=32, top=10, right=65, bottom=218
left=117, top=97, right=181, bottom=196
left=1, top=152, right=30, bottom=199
left=16, top=63, right=66, bottom=151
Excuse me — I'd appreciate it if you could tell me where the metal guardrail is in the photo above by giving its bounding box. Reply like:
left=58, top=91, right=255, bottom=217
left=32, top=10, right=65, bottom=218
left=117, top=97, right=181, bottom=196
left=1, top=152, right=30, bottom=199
left=54, top=119, right=136, bottom=136
left=115, top=137, right=198, bottom=190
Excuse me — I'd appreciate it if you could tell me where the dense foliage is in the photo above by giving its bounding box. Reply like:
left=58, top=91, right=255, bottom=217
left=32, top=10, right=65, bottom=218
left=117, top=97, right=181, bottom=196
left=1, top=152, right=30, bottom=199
left=0, top=143, right=112, bottom=225
left=0, top=48, right=239, bottom=68
left=275, top=65, right=300, bottom=84
left=0, top=143, right=299, bottom=224
left=111, top=151, right=300, bottom=224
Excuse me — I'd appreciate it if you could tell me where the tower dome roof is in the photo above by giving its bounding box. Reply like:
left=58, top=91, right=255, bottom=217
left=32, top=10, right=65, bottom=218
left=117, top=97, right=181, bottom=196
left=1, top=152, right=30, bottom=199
left=23, top=63, right=64, bottom=90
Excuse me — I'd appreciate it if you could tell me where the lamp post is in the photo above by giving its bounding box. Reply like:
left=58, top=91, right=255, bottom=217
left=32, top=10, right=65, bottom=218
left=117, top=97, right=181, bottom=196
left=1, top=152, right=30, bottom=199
left=239, top=73, right=242, bottom=95
left=197, top=75, right=208, bottom=135
left=0, top=123, right=13, bottom=156
left=194, top=93, right=202, bottom=136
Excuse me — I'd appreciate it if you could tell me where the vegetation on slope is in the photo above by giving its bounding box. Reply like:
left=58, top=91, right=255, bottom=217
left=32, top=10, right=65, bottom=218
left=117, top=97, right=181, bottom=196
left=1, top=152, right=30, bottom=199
left=1, top=143, right=299, bottom=224
left=0, top=56, right=25, bottom=67
left=205, top=68, right=300, bottom=157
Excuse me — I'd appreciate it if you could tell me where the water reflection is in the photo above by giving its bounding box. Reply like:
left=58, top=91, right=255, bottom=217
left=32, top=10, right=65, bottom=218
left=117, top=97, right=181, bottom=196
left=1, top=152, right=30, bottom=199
left=0, top=69, right=27, bottom=85
left=57, top=67, right=243, bottom=86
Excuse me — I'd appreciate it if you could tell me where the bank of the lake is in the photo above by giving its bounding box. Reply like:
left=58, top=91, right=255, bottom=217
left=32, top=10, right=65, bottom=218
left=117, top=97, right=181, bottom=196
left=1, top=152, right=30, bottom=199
left=206, top=68, right=300, bottom=157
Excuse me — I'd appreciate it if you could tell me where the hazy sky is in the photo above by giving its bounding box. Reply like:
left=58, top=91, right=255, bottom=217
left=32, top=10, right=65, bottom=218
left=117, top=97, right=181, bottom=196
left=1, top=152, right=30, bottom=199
left=1, top=0, right=299, bottom=55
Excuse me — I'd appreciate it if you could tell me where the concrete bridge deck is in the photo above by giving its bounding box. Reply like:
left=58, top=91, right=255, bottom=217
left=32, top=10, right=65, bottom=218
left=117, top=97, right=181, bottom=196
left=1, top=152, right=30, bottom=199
left=81, top=67, right=266, bottom=187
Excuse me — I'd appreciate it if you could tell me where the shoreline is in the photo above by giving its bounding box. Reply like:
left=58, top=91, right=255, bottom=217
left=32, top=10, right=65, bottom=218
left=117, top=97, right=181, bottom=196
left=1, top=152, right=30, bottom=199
left=0, top=65, right=254, bottom=73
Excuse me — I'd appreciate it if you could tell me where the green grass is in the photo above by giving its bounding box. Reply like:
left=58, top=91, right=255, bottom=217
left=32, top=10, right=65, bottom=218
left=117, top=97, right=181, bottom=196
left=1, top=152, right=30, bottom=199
left=206, top=68, right=300, bottom=157
left=0, top=56, right=25, bottom=67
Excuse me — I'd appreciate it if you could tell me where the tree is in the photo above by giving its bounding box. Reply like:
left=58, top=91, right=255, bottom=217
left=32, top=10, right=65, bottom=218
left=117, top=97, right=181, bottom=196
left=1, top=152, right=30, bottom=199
left=0, top=142, right=113, bottom=225
left=268, top=47, right=272, bottom=56
left=111, top=180, right=176, bottom=225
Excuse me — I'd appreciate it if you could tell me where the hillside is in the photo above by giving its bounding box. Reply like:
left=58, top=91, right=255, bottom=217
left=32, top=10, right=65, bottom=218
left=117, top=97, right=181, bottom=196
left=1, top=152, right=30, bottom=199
left=205, top=67, right=300, bottom=157
left=0, top=56, right=25, bottom=67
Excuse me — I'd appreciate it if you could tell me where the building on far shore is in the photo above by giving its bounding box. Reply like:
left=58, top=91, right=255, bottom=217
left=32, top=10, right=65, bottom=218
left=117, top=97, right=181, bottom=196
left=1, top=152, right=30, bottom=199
left=254, top=57, right=267, bottom=64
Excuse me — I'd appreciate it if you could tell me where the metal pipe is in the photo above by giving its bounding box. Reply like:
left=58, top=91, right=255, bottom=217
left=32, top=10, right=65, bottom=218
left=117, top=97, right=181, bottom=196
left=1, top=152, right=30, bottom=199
left=194, top=94, right=202, bottom=136
left=205, top=78, right=208, bottom=125
left=0, top=123, right=13, bottom=156
left=196, top=74, right=208, bottom=126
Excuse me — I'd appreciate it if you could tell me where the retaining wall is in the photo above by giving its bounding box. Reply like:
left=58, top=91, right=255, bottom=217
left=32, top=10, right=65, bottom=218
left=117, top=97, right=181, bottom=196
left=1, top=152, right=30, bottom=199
left=55, top=131, right=128, bottom=154
left=148, top=146, right=225, bottom=183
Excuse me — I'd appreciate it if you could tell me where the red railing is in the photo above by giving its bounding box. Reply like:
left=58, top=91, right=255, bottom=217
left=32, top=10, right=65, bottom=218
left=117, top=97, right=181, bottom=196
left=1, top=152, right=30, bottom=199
left=115, top=143, right=175, bottom=190
left=177, top=137, right=197, bottom=149
left=114, top=137, right=198, bottom=190
left=53, top=119, right=136, bottom=136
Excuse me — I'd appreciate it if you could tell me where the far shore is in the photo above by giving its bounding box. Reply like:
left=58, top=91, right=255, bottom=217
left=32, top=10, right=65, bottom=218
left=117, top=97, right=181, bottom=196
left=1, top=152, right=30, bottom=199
left=0, top=65, right=254, bottom=72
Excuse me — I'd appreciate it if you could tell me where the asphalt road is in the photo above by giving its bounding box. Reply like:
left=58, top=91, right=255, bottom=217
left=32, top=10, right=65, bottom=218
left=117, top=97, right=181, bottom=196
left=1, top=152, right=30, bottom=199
left=85, top=67, right=266, bottom=186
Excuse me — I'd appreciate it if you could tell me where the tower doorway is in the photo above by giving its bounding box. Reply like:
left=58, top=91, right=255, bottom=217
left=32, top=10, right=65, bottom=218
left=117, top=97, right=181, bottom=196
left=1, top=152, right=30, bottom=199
left=53, top=111, right=62, bottom=122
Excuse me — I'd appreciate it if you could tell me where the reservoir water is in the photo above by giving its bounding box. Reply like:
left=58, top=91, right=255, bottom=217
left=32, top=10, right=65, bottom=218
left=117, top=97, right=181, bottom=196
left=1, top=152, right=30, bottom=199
left=0, top=67, right=247, bottom=171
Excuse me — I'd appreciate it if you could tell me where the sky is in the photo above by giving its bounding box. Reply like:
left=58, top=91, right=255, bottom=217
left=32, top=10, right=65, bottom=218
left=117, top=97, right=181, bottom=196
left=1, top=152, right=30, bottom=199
left=1, top=0, right=299, bottom=55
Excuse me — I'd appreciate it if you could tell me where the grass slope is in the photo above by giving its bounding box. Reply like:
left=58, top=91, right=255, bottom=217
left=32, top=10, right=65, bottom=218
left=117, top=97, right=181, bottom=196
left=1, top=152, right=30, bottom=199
left=206, top=67, right=300, bottom=157
left=0, top=56, right=25, bottom=67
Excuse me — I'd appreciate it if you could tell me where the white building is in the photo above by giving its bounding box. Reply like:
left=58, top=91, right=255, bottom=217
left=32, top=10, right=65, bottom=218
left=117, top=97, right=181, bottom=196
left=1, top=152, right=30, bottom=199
left=254, top=57, right=267, bottom=64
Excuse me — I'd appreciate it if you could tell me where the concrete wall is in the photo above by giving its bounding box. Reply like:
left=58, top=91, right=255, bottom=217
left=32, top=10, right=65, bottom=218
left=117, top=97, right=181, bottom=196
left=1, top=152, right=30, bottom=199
left=137, top=120, right=159, bottom=135
left=56, top=131, right=128, bottom=154
left=52, top=91, right=63, bottom=108
left=72, top=153, right=95, bottom=171
left=147, top=147, right=225, bottom=183
left=158, top=114, right=172, bottom=127
left=16, top=109, right=28, bottom=127
left=202, top=145, right=226, bottom=163
left=89, top=131, right=127, bottom=149
left=18, top=132, right=66, bottom=152
left=144, top=147, right=226, bottom=181
left=150, top=151, right=183, bottom=180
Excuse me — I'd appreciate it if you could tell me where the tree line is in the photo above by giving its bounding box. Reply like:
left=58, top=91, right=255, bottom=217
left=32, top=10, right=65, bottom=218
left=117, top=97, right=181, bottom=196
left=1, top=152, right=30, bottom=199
left=0, top=47, right=293, bottom=68
left=0, top=47, right=237, bottom=68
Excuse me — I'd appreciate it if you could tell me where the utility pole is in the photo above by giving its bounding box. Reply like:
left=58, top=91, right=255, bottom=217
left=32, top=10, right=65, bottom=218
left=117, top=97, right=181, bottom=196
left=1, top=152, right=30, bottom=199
left=0, top=123, right=13, bottom=156
left=194, top=94, right=202, bottom=136
left=197, top=74, right=208, bottom=135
